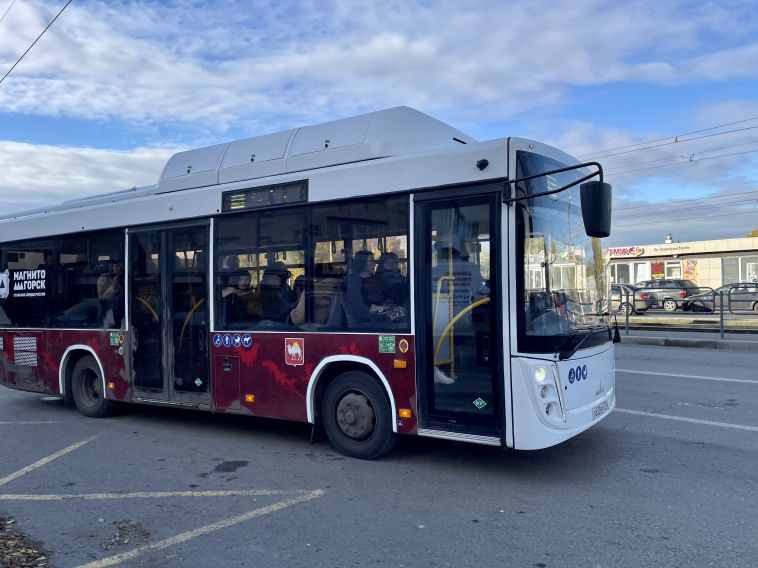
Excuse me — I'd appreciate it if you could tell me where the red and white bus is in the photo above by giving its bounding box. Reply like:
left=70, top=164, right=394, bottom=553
left=0, top=107, right=616, bottom=459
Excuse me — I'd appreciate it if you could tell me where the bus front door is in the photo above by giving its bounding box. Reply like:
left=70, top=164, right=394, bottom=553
left=415, top=192, right=503, bottom=437
left=129, top=224, right=210, bottom=407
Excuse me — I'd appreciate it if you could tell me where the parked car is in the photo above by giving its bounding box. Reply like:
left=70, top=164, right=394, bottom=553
left=609, top=284, right=653, bottom=315
left=681, top=283, right=758, bottom=312
left=634, top=278, right=699, bottom=312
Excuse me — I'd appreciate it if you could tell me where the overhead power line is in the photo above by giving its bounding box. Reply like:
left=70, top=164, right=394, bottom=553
left=614, top=208, right=758, bottom=230
left=615, top=189, right=758, bottom=212
left=605, top=147, right=758, bottom=178
left=604, top=138, right=758, bottom=172
left=590, top=125, right=758, bottom=161
left=579, top=115, right=758, bottom=158
left=0, top=0, right=17, bottom=26
left=0, top=0, right=73, bottom=87
left=615, top=197, right=758, bottom=220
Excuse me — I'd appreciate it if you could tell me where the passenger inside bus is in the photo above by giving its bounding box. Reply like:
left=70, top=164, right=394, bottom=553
left=431, top=238, right=489, bottom=384
left=221, top=272, right=261, bottom=325
left=289, top=268, right=345, bottom=329
left=97, top=260, right=124, bottom=327
left=433, top=239, right=487, bottom=312
left=374, top=252, right=408, bottom=307
left=257, top=261, right=292, bottom=323
left=344, top=251, right=380, bottom=329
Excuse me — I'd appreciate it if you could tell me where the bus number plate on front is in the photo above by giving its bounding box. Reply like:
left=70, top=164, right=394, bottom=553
left=592, top=401, right=609, bottom=419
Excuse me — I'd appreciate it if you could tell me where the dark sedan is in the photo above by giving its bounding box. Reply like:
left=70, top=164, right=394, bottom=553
left=681, top=283, right=758, bottom=313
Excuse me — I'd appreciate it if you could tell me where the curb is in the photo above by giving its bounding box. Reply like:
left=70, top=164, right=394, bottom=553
left=621, top=336, right=758, bottom=352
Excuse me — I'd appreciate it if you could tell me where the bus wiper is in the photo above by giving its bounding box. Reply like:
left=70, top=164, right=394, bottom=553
left=557, top=329, right=595, bottom=360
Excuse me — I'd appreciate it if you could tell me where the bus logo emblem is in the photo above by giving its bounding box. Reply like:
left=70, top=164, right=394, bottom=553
left=0, top=269, right=8, bottom=300
left=285, top=338, right=304, bottom=366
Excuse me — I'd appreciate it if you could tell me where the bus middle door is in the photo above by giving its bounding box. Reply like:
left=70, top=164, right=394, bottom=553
left=129, top=224, right=210, bottom=407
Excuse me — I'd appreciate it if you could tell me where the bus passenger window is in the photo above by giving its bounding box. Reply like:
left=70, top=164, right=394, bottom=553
left=221, top=272, right=260, bottom=328
left=258, top=262, right=292, bottom=323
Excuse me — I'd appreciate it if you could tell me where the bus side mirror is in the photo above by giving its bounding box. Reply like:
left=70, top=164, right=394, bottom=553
left=580, top=181, right=612, bottom=238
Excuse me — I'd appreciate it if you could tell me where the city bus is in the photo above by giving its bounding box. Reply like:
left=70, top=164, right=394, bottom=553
left=0, top=107, right=616, bottom=459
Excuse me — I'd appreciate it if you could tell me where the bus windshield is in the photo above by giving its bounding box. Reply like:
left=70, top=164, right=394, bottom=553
left=515, top=150, right=610, bottom=355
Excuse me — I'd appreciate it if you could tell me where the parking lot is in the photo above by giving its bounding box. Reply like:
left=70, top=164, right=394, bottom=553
left=2, top=342, right=758, bottom=567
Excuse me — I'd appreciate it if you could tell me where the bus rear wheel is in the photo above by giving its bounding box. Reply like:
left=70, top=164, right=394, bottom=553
left=71, top=356, right=112, bottom=418
left=322, top=371, right=396, bottom=460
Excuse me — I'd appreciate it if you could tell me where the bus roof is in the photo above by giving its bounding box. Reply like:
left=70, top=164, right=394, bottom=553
left=0, top=107, right=516, bottom=243
left=2, top=107, right=475, bottom=220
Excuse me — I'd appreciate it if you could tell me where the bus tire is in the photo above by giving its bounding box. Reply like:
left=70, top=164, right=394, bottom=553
left=71, top=356, right=112, bottom=418
left=322, top=371, right=396, bottom=460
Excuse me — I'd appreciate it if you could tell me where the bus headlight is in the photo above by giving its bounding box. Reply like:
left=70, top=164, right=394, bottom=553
left=525, top=362, right=567, bottom=425
left=534, top=366, right=548, bottom=383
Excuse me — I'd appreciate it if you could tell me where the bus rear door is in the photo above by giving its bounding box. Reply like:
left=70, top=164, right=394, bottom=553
left=129, top=223, right=210, bottom=407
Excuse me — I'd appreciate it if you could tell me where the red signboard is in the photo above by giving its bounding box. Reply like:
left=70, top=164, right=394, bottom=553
left=609, top=246, right=644, bottom=257
left=651, top=262, right=665, bottom=279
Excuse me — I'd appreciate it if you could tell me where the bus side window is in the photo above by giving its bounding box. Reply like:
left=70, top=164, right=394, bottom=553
left=221, top=272, right=259, bottom=328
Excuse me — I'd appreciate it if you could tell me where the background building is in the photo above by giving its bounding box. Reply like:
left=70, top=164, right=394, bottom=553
left=608, top=237, right=758, bottom=288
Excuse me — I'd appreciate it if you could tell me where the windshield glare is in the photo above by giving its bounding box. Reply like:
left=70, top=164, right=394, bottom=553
left=516, top=151, right=609, bottom=354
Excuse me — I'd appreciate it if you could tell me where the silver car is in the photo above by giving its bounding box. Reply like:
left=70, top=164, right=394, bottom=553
left=609, top=284, right=653, bottom=315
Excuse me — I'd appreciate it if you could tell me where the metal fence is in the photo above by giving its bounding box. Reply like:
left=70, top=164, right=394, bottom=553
left=613, top=283, right=758, bottom=338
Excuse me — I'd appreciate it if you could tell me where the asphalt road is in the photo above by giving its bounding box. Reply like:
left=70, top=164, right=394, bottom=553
left=1, top=343, right=757, bottom=567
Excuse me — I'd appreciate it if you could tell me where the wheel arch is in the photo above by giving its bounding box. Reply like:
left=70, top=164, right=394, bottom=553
left=59, top=346, right=107, bottom=404
left=306, top=356, right=398, bottom=433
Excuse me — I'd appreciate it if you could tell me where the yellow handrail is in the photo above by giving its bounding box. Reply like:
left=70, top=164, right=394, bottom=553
left=434, top=296, right=491, bottom=363
left=136, top=297, right=159, bottom=322
left=179, top=298, right=205, bottom=350
left=432, top=275, right=456, bottom=374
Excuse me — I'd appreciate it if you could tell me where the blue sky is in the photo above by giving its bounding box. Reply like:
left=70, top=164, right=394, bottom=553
left=1, top=0, right=757, bottom=246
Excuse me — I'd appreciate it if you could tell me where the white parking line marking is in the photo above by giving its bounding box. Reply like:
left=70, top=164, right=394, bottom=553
left=0, top=435, right=98, bottom=487
left=617, top=368, right=758, bottom=385
left=75, top=489, right=325, bottom=568
left=0, top=420, right=61, bottom=425
left=616, top=408, right=758, bottom=432
left=0, top=489, right=313, bottom=501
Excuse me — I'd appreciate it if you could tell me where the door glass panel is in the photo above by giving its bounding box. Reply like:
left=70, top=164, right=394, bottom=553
left=428, top=200, right=497, bottom=419
left=171, top=228, right=208, bottom=394
left=131, top=233, right=163, bottom=390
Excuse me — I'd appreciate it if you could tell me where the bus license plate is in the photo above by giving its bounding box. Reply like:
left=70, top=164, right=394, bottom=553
left=592, top=401, right=609, bottom=419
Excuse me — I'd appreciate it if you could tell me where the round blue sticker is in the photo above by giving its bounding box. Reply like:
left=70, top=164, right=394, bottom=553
left=568, top=368, right=575, bottom=383
left=582, top=365, right=588, bottom=380
left=222, top=334, right=232, bottom=347
left=213, top=334, right=222, bottom=347
left=242, top=334, right=252, bottom=348
left=233, top=334, right=242, bottom=347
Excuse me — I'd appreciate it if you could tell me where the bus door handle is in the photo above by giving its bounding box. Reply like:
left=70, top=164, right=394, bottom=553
left=481, top=334, right=490, bottom=364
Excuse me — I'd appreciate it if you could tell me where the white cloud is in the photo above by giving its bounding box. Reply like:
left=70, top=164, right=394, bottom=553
left=1, top=0, right=757, bottom=132
left=0, top=141, right=177, bottom=213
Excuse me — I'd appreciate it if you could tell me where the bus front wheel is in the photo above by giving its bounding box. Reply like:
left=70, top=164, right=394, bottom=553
left=71, top=356, right=112, bottom=418
left=322, top=371, right=396, bottom=460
